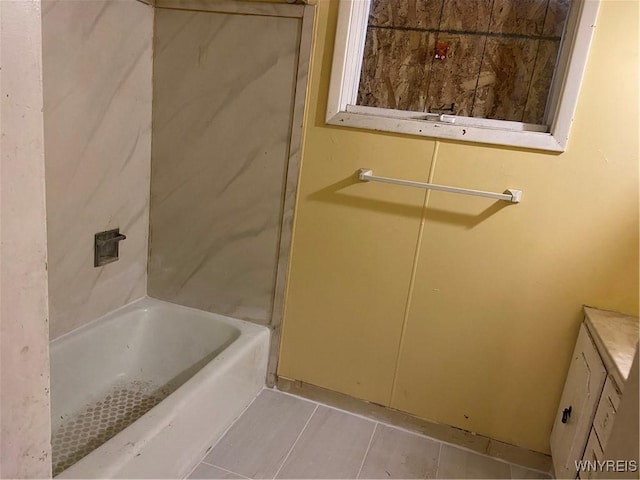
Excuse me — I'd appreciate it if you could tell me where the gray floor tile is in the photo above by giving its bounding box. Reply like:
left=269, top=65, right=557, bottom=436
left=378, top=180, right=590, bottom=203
left=204, top=390, right=317, bottom=479
left=437, top=445, right=511, bottom=479
left=510, top=465, right=552, bottom=479
left=276, top=406, right=376, bottom=479
left=358, top=424, right=441, bottom=479
left=188, top=463, right=245, bottom=479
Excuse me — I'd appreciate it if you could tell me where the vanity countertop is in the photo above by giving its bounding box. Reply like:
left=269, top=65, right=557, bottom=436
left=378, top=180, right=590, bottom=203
left=584, top=306, right=639, bottom=392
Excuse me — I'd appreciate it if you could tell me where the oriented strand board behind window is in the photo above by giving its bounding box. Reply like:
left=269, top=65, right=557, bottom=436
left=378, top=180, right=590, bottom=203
left=357, top=0, right=570, bottom=123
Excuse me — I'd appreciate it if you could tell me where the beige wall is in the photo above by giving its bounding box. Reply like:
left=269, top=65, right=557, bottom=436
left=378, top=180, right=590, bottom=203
left=42, top=0, right=153, bottom=339
left=0, top=1, right=52, bottom=477
left=279, top=0, right=639, bottom=455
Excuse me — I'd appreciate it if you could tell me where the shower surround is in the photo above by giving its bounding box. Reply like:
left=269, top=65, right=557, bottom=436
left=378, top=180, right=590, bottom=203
left=42, top=0, right=153, bottom=340
left=148, top=7, right=303, bottom=326
left=40, top=0, right=314, bottom=476
left=42, top=0, right=308, bottom=338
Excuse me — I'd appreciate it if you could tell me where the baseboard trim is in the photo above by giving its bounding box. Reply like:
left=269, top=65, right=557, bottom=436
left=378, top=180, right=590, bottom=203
left=276, top=376, right=553, bottom=475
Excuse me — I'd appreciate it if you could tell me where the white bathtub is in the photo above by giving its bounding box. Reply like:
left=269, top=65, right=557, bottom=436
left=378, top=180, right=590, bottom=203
left=50, top=297, right=269, bottom=478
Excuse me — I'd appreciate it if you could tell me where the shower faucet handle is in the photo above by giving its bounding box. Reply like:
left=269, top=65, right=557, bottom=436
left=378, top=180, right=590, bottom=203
left=96, top=233, right=126, bottom=247
left=94, top=229, right=127, bottom=267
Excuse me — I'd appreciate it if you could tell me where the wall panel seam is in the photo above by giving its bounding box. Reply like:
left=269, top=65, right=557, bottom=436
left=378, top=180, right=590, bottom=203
left=388, top=140, right=439, bottom=407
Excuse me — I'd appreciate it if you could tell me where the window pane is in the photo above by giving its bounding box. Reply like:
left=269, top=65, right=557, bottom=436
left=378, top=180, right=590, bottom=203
left=356, top=0, right=571, bottom=124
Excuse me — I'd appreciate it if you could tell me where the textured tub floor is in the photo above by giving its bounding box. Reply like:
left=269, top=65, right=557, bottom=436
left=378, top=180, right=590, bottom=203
left=52, top=382, right=169, bottom=476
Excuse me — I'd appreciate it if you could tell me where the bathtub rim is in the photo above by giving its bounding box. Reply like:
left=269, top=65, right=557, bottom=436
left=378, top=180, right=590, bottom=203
left=49, top=295, right=263, bottom=346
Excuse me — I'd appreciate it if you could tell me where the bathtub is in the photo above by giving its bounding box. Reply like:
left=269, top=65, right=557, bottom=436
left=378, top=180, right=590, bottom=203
left=50, top=297, right=269, bottom=478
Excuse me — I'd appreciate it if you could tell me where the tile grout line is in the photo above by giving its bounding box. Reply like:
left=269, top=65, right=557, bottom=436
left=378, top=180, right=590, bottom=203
left=200, top=462, right=251, bottom=480
left=276, top=388, right=417, bottom=440
left=442, top=443, right=545, bottom=473
left=355, top=422, right=378, bottom=479
left=271, top=403, right=320, bottom=480
left=433, top=441, right=443, bottom=480
left=184, top=388, right=266, bottom=479
left=273, top=389, right=551, bottom=476
left=277, top=388, right=507, bottom=465
left=267, top=387, right=319, bottom=407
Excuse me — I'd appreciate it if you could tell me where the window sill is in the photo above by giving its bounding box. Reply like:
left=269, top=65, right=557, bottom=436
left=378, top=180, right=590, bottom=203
left=326, top=109, right=566, bottom=153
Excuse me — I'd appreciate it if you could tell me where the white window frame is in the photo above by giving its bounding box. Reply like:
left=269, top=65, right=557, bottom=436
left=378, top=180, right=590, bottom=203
left=326, top=0, right=600, bottom=152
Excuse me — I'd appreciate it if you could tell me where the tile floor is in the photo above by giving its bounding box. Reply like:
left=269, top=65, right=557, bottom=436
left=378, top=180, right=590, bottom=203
left=187, top=389, right=551, bottom=480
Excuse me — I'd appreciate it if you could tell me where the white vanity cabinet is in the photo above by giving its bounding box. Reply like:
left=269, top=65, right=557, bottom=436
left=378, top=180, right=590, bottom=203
left=591, top=378, right=621, bottom=449
left=551, top=324, right=607, bottom=478
left=551, top=307, right=639, bottom=479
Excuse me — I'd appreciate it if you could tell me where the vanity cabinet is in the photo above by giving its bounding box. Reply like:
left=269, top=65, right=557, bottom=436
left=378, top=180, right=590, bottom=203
left=550, top=325, right=607, bottom=478
left=550, top=308, right=639, bottom=479
left=581, top=429, right=605, bottom=480
left=592, top=378, right=621, bottom=449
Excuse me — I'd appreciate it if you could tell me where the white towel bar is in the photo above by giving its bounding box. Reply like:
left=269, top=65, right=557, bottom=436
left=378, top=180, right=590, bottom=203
left=358, top=169, right=523, bottom=203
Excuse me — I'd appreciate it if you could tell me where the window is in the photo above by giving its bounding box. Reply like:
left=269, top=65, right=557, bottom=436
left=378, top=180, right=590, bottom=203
left=326, top=0, right=600, bottom=152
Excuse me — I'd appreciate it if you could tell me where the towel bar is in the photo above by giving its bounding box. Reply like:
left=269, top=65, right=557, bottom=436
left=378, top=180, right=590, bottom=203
left=358, top=169, right=523, bottom=203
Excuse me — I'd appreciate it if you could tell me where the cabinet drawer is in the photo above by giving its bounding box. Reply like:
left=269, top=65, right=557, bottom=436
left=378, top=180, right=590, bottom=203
left=592, top=377, right=621, bottom=450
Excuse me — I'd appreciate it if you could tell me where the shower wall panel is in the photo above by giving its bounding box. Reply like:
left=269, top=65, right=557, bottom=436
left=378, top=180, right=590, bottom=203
left=42, top=0, right=153, bottom=339
left=148, top=8, right=301, bottom=325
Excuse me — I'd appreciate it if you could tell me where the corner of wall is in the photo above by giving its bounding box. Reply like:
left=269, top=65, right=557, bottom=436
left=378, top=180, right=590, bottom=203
left=0, top=0, right=52, bottom=476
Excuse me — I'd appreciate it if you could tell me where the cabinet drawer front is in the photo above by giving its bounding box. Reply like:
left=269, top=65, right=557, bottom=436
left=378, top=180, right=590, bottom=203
left=592, top=377, right=621, bottom=450
left=551, top=324, right=607, bottom=479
